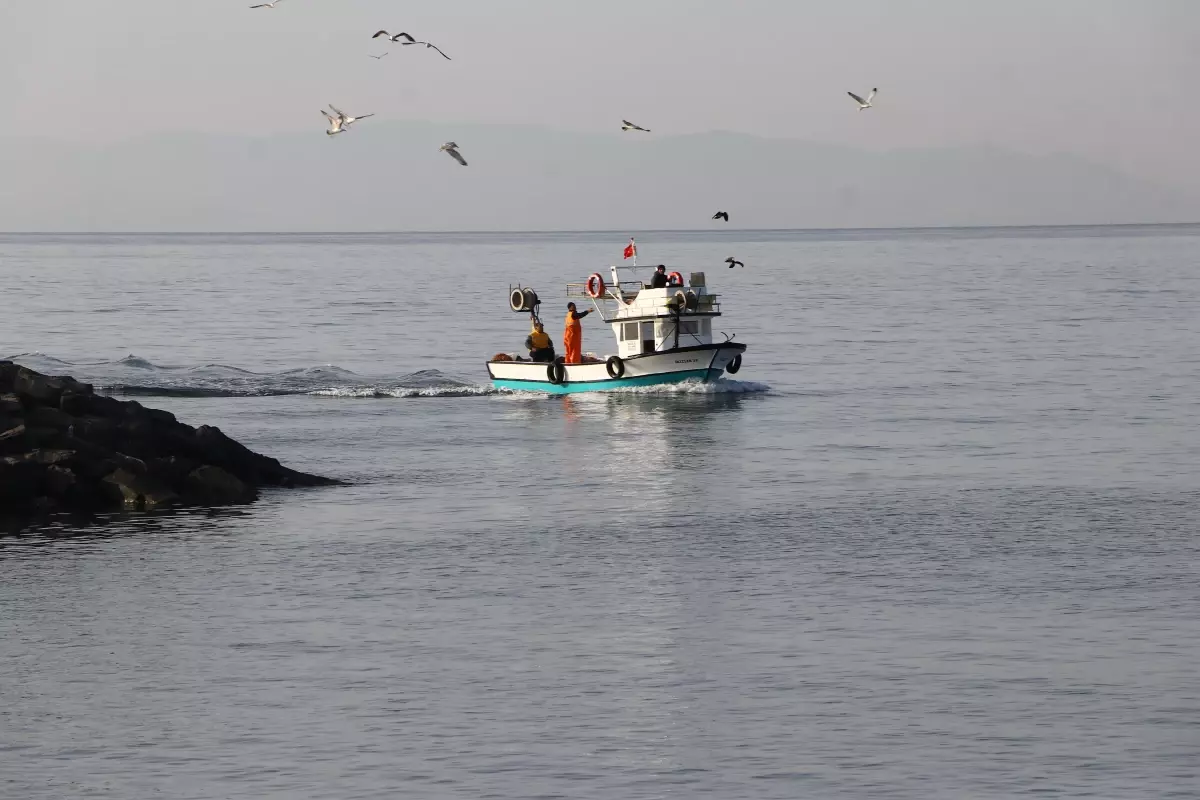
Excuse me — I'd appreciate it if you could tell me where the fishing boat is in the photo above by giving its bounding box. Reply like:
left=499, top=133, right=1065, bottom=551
left=487, top=261, right=747, bottom=394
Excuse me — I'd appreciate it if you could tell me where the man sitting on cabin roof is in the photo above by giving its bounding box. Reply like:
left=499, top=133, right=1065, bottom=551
left=650, top=264, right=669, bottom=289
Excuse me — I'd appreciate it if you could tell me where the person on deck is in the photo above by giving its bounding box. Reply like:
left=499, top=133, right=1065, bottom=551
left=525, top=321, right=555, bottom=363
left=563, top=302, right=592, bottom=364
left=650, top=264, right=669, bottom=289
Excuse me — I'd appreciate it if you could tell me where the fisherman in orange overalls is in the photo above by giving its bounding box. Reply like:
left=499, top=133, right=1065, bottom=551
left=563, top=302, right=592, bottom=365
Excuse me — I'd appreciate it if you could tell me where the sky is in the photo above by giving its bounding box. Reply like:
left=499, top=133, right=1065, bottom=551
left=1, top=0, right=1198, bottom=190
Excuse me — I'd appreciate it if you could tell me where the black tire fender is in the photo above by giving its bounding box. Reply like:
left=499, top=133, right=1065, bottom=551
left=547, top=359, right=566, bottom=384
left=606, top=355, right=625, bottom=379
left=726, top=353, right=742, bottom=374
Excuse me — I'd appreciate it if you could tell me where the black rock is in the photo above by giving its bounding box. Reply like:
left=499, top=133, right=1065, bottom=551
left=103, top=467, right=180, bottom=511
left=73, top=416, right=120, bottom=448
left=12, top=367, right=92, bottom=406
left=185, top=465, right=258, bottom=505
left=147, top=455, right=201, bottom=486
left=0, top=361, right=18, bottom=393
left=0, top=422, right=30, bottom=456
left=0, top=393, right=22, bottom=415
left=0, top=421, right=26, bottom=442
left=60, top=391, right=92, bottom=416
left=43, top=465, right=78, bottom=499
left=0, top=363, right=341, bottom=525
left=25, top=405, right=75, bottom=430
left=24, top=449, right=79, bottom=466
left=0, top=459, right=42, bottom=505
left=82, top=394, right=124, bottom=418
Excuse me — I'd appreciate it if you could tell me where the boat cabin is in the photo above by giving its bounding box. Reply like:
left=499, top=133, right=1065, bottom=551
left=567, top=264, right=723, bottom=357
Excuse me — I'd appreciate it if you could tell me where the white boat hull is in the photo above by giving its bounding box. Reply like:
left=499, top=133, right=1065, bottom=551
left=487, top=343, right=746, bottom=394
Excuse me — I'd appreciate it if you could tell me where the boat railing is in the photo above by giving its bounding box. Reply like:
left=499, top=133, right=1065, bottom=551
left=566, top=280, right=645, bottom=300
left=600, top=301, right=723, bottom=324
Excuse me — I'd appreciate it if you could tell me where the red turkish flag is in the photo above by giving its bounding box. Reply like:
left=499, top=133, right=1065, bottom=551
left=623, top=238, right=636, bottom=259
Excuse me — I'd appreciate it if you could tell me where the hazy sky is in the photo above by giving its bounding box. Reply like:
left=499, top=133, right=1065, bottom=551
left=3, top=0, right=1198, bottom=188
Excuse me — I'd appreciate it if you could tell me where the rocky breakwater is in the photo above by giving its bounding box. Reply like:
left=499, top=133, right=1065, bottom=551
left=0, top=361, right=339, bottom=517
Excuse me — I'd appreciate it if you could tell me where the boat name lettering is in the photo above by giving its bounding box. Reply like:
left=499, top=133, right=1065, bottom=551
left=674, top=358, right=700, bottom=364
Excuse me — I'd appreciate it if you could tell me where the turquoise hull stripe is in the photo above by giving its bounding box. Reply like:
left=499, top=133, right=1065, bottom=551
left=494, top=368, right=715, bottom=394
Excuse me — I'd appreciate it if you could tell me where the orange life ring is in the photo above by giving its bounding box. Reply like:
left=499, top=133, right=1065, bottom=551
left=586, top=273, right=606, bottom=298
left=667, top=271, right=684, bottom=287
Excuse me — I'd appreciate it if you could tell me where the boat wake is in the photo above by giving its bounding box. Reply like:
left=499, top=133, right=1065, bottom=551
left=309, top=383, right=496, bottom=399
left=604, top=378, right=770, bottom=395
left=4, top=353, right=492, bottom=399
left=5, top=353, right=770, bottom=400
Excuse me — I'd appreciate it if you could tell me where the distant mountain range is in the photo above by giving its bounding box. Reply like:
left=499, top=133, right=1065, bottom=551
left=2, top=121, right=1196, bottom=231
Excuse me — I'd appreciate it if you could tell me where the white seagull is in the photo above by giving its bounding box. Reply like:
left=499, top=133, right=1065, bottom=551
left=249, top=0, right=285, bottom=8
left=439, top=142, right=467, bottom=166
left=847, top=88, right=877, bottom=110
left=621, top=119, right=650, bottom=132
left=329, top=104, right=374, bottom=128
left=321, top=110, right=346, bottom=136
left=368, top=52, right=389, bottom=60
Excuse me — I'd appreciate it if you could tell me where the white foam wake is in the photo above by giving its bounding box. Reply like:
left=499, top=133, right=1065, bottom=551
left=597, top=378, right=770, bottom=396
left=308, top=385, right=498, bottom=399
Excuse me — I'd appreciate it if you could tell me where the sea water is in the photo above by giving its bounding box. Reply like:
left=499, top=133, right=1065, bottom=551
left=2, top=227, right=1198, bottom=798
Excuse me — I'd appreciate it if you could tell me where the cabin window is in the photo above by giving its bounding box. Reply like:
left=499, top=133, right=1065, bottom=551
left=622, top=322, right=639, bottom=341
left=641, top=322, right=655, bottom=354
left=679, top=320, right=700, bottom=335
left=701, top=319, right=711, bottom=336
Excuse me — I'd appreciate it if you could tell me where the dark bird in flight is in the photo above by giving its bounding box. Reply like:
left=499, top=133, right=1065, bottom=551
left=621, top=120, right=650, bottom=132
left=372, top=31, right=416, bottom=43
left=712, top=211, right=729, bottom=222
left=725, top=257, right=744, bottom=269
left=403, top=40, right=452, bottom=60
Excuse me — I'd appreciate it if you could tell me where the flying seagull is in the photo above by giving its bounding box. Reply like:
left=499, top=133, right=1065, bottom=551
left=249, top=0, right=285, bottom=7
left=621, top=120, right=650, bottom=132
left=725, top=257, right=744, bottom=269
left=368, top=52, right=389, bottom=60
left=847, top=88, right=877, bottom=110
left=712, top=211, right=729, bottom=222
left=403, top=40, right=451, bottom=60
left=372, top=31, right=416, bottom=43
left=440, top=142, right=467, bottom=166
left=321, top=110, right=347, bottom=136
left=329, top=104, right=373, bottom=127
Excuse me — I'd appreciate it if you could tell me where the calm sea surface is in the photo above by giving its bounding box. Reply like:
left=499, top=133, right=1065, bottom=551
left=2, top=227, right=1199, bottom=799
